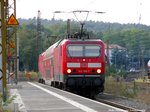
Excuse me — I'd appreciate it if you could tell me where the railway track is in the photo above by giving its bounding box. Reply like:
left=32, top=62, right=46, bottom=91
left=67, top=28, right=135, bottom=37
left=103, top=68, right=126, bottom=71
left=95, top=93, right=145, bottom=112
left=68, top=90, right=145, bottom=112
left=95, top=98, right=141, bottom=112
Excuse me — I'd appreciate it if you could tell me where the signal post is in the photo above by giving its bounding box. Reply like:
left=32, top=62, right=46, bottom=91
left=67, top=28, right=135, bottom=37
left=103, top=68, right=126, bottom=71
left=1, top=0, right=7, bottom=102
left=0, top=0, right=18, bottom=102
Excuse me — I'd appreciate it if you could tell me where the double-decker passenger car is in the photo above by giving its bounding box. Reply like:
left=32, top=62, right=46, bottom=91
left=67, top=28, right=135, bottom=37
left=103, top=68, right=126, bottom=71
left=38, top=38, right=105, bottom=97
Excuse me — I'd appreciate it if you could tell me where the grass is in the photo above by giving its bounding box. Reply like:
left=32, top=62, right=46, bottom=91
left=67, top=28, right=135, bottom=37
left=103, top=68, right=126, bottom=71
left=105, top=76, right=150, bottom=104
left=0, top=92, right=16, bottom=112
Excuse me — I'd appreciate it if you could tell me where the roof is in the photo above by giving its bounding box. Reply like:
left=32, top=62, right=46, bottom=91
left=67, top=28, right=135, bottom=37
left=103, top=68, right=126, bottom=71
left=105, top=44, right=127, bottom=50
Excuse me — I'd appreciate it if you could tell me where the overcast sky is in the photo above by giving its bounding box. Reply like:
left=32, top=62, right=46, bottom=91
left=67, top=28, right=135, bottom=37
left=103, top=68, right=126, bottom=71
left=16, top=0, right=150, bottom=25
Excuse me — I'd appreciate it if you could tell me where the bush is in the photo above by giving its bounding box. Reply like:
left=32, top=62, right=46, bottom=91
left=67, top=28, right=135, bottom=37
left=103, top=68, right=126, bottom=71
left=18, top=71, right=27, bottom=81
left=105, top=65, right=117, bottom=76
left=29, top=71, right=38, bottom=81
left=18, top=71, right=39, bottom=81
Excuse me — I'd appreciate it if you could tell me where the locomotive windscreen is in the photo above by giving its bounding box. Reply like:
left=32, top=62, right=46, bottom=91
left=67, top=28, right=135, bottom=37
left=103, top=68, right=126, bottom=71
left=67, top=45, right=101, bottom=57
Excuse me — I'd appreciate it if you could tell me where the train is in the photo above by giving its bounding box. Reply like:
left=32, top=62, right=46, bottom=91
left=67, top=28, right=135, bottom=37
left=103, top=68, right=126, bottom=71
left=147, top=60, right=150, bottom=79
left=38, top=34, right=105, bottom=98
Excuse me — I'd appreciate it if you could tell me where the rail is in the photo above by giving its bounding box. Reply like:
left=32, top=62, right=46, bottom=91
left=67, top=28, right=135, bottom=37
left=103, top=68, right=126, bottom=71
left=95, top=96, right=145, bottom=112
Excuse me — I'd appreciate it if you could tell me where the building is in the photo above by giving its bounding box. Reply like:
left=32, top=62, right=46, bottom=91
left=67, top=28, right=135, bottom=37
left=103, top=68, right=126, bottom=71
left=105, top=44, right=127, bottom=65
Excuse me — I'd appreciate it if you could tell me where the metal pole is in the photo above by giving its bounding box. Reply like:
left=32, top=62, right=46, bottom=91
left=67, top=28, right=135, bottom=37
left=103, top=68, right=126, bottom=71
left=14, top=0, right=18, bottom=84
left=80, top=23, right=84, bottom=39
left=1, top=0, right=7, bottom=102
left=0, top=1, right=2, bottom=91
left=106, top=40, right=110, bottom=75
left=17, top=34, right=19, bottom=80
left=67, top=19, right=70, bottom=38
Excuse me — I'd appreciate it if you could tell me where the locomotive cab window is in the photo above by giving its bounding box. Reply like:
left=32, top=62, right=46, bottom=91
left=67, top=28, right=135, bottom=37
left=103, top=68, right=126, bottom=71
left=67, top=45, right=101, bottom=57
left=67, top=46, right=83, bottom=57
left=85, top=46, right=100, bottom=57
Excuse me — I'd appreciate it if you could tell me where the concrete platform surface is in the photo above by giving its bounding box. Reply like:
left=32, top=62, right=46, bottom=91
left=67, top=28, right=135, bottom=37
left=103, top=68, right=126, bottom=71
left=10, top=82, right=127, bottom=112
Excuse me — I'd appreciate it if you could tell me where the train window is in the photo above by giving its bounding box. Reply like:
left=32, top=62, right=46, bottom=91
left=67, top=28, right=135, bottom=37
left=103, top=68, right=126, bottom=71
left=67, top=45, right=101, bottom=57
left=68, top=46, right=83, bottom=57
left=85, top=46, right=101, bottom=57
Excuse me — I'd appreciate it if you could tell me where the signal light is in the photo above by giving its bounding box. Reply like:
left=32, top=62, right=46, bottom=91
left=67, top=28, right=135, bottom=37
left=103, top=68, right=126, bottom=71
left=97, top=69, right=101, bottom=73
left=67, top=69, right=71, bottom=73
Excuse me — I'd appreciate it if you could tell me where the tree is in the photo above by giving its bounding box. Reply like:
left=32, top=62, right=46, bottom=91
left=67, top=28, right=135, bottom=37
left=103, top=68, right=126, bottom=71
left=17, top=18, right=150, bottom=72
left=111, top=48, right=127, bottom=71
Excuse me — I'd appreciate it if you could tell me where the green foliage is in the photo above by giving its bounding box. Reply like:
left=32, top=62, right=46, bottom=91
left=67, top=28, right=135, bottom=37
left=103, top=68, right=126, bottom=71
left=111, top=29, right=150, bottom=58
left=2, top=95, right=16, bottom=106
left=19, top=71, right=38, bottom=81
left=105, top=76, right=138, bottom=98
left=19, top=23, right=38, bottom=71
left=29, top=71, right=39, bottom=81
left=105, top=65, right=117, bottom=76
left=0, top=92, right=3, bottom=111
left=0, top=92, right=16, bottom=112
left=106, top=64, right=127, bottom=79
left=111, top=49, right=127, bottom=70
left=18, top=18, right=150, bottom=72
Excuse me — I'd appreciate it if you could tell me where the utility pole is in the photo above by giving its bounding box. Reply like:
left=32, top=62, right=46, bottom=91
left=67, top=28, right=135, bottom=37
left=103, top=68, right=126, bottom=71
left=37, top=10, right=42, bottom=53
left=14, top=0, right=18, bottom=84
left=36, top=10, right=42, bottom=71
left=6, top=0, right=18, bottom=84
left=67, top=19, right=70, bottom=38
left=106, top=24, right=112, bottom=76
left=0, top=0, right=2, bottom=92
left=1, top=0, right=7, bottom=102
left=0, top=0, right=18, bottom=102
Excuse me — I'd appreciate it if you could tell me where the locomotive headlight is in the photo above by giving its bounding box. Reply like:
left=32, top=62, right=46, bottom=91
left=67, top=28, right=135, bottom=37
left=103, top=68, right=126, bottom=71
left=67, top=69, right=71, bottom=73
left=97, top=69, right=101, bottom=73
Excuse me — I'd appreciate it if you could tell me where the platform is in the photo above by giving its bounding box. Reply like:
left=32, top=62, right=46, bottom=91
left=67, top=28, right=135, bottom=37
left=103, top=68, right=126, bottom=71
left=10, top=82, right=127, bottom=112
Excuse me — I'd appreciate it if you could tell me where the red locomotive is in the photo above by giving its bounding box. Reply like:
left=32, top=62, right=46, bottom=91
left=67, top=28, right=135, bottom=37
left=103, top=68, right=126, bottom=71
left=38, top=36, right=105, bottom=97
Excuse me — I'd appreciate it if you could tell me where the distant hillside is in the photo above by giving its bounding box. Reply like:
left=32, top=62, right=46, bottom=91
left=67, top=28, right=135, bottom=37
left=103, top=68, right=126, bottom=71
left=18, top=18, right=150, bottom=33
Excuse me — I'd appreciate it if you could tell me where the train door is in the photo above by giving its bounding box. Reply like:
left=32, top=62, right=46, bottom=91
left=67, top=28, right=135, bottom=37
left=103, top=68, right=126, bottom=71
left=53, top=47, right=61, bottom=82
left=45, top=60, right=50, bottom=80
left=58, top=47, right=61, bottom=81
left=50, top=57, right=54, bottom=80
